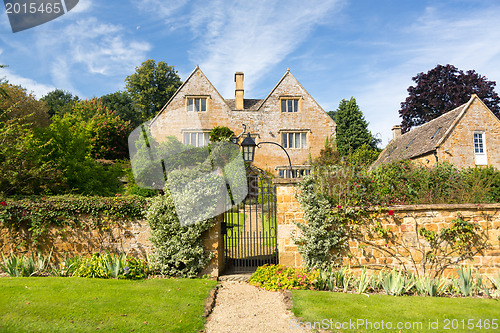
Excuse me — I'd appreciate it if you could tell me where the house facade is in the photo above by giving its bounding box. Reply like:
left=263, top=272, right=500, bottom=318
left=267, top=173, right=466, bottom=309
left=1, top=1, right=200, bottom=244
left=372, top=95, right=500, bottom=169
left=149, top=66, right=336, bottom=177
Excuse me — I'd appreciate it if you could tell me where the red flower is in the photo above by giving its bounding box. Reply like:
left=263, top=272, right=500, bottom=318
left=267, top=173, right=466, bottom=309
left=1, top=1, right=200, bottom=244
left=388, top=210, right=395, bottom=216
left=337, top=205, right=342, bottom=209
left=0, top=201, right=6, bottom=206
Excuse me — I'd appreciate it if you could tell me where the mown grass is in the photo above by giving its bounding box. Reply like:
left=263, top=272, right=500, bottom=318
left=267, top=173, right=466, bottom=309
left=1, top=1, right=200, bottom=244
left=0, top=277, right=217, bottom=332
left=291, top=290, right=500, bottom=332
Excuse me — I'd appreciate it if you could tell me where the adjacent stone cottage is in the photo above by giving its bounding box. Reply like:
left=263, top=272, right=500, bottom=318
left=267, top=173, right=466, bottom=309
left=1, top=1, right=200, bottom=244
left=149, top=66, right=336, bottom=177
left=373, top=95, right=500, bottom=169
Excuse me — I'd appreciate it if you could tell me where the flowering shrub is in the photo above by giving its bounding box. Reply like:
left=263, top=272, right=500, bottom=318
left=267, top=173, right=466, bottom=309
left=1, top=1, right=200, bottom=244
left=119, top=257, right=150, bottom=280
left=249, top=264, right=319, bottom=291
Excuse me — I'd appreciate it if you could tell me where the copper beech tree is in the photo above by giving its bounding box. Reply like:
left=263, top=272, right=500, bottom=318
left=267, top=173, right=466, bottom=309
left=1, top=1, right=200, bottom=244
left=399, top=64, right=500, bottom=133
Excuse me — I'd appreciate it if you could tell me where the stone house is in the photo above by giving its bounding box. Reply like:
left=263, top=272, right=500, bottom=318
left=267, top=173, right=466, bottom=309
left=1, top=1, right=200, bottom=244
left=149, top=66, right=336, bottom=177
left=372, top=95, right=500, bottom=169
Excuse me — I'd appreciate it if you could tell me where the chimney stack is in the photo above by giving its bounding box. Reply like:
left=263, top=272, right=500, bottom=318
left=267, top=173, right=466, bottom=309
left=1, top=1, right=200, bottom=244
left=235, top=72, right=244, bottom=110
left=392, top=125, right=402, bottom=140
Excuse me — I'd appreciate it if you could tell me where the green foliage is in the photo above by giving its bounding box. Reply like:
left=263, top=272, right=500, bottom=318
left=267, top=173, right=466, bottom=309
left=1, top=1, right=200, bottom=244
left=74, top=253, right=109, bottom=278
left=0, top=82, right=50, bottom=128
left=73, top=252, right=149, bottom=279
left=0, top=250, right=52, bottom=277
left=99, top=91, right=142, bottom=127
left=455, top=265, right=475, bottom=296
left=0, top=195, right=146, bottom=246
left=294, top=175, right=351, bottom=269
left=71, top=98, right=132, bottom=160
left=125, top=59, right=182, bottom=120
left=415, top=275, right=447, bottom=296
left=380, top=270, right=415, bottom=296
left=120, top=257, right=150, bottom=280
left=335, top=97, right=378, bottom=155
left=102, top=252, right=127, bottom=278
left=0, top=107, right=63, bottom=195
left=249, top=264, right=319, bottom=291
left=29, top=113, right=125, bottom=195
left=209, top=126, right=235, bottom=142
left=41, top=89, right=79, bottom=117
left=418, top=214, right=489, bottom=276
left=146, top=192, right=215, bottom=277
left=312, top=136, right=341, bottom=166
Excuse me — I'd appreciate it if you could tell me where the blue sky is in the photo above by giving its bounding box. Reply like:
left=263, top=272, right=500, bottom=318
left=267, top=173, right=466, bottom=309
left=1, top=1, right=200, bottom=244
left=1, top=0, right=500, bottom=146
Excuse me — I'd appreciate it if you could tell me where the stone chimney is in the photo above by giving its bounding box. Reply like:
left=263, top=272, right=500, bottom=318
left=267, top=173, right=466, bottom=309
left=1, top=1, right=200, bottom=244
left=235, top=72, right=244, bottom=110
left=392, top=125, right=402, bottom=140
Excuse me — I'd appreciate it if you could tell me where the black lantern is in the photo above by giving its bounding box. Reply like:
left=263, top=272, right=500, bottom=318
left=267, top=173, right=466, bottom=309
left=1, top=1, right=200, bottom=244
left=240, top=133, right=256, bottom=162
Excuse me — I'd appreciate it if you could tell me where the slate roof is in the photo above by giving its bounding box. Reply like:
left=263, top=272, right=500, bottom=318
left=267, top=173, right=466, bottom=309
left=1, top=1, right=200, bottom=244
left=224, top=98, right=264, bottom=111
left=372, top=98, right=472, bottom=168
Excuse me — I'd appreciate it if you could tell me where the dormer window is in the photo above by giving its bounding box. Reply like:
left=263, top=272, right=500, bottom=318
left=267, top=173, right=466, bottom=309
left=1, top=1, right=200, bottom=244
left=281, top=97, right=300, bottom=113
left=187, top=97, right=208, bottom=112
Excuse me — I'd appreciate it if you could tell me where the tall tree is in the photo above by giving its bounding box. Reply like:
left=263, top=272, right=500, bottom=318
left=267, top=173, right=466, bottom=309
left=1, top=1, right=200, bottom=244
left=399, top=64, right=500, bottom=133
left=99, top=91, right=141, bottom=127
left=327, top=110, right=337, bottom=122
left=0, top=82, right=50, bottom=128
left=41, top=89, right=79, bottom=117
left=125, top=60, right=182, bottom=121
left=335, top=97, right=376, bottom=156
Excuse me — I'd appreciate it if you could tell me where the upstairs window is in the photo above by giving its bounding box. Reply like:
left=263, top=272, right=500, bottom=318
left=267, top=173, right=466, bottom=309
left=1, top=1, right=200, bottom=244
left=187, top=97, right=207, bottom=112
left=183, top=131, right=209, bottom=147
left=473, top=132, right=487, bottom=165
left=282, top=132, right=307, bottom=149
left=281, top=98, right=300, bottom=113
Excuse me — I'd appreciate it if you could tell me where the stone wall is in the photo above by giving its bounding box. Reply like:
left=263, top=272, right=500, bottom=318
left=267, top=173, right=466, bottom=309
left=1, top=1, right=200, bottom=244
left=275, top=179, right=500, bottom=276
left=0, top=217, right=224, bottom=277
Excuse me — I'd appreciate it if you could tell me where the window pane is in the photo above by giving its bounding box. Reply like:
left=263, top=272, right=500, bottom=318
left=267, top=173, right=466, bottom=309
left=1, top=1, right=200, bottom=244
left=294, top=99, right=299, bottom=112
left=184, top=133, right=190, bottom=145
left=191, top=133, right=197, bottom=146
left=295, top=132, right=300, bottom=148
left=288, top=100, right=293, bottom=113
left=204, top=133, right=209, bottom=145
left=194, top=99, right=200, bottom=112
left=282, top=133, right=287, bottom=148
left=289, top=133, right=294, bottom=148
left=201, top=98, right=207, bottom=111
left=279, top=170, right=285, bottom=178
left=301, top=133, right=307, bottom=148
left=281, top=99, right=286, bottom=112
left=187, top=99, right=194, bottom=112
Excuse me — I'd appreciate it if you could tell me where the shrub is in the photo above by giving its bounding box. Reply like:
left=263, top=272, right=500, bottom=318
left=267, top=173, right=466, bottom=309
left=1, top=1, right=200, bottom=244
left=73, top=253, right=108, bottom=278
left=119, top=257, right=150, bottom=280
left=249, top=264, right=319, bottom=291
left=146, top=192, right=215, bottom=278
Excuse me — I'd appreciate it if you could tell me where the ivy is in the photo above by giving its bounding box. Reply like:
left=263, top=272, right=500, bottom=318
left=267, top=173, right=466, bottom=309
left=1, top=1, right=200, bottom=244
left=0, top=195, right=147, bottom=245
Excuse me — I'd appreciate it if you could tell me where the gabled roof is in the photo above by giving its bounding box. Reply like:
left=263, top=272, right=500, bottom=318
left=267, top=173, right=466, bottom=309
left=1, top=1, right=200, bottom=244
left=150, top=66, right=230, bottom=124
left=372, top=95, right=481, bottom=168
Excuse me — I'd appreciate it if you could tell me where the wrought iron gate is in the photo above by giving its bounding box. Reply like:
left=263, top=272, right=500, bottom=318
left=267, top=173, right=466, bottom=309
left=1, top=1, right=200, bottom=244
left=222, top=166, right=278, bottom=273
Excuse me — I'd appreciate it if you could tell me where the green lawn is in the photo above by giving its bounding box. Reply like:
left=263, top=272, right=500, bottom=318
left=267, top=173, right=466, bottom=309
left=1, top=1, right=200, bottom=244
left=0, top=277, right=217, bottom=333
left=292, top=290, right=500, bottom=332
left=224, top=212, right=246, bottom=248
left=224, top=212, right=277, bottom=249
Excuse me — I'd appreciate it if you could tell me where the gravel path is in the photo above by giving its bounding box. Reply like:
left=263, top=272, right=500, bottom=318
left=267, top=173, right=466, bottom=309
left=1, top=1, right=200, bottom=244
left=205, top=281, right=311, bottom=333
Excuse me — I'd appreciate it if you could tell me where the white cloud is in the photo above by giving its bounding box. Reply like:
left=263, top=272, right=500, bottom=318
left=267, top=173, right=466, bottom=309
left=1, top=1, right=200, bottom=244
left=134, top=0, right=344, bottom=97
left=34, top=17, right=151, bottom=94
left=1, top=68, right=55, bottom=98
left=350, top=5, right=500, bottom=147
